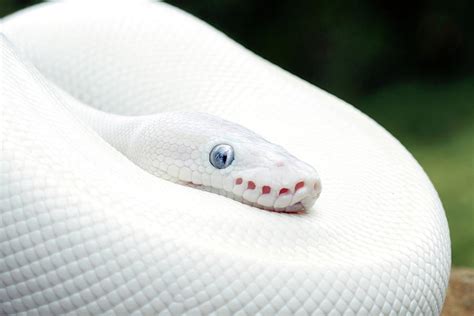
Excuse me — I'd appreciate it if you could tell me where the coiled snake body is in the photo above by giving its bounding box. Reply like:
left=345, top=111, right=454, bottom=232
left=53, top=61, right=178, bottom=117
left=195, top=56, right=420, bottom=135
left=1, top=0, right=451, bottom=315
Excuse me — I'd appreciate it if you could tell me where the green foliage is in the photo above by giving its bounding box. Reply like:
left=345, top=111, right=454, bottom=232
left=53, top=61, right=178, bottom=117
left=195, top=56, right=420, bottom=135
left=356, top=77, right=474, bottom=142
left=357, top=78, right=474, bottom=267
left=415, top=127, right=474, bottom=267
left=0, top=0, right=42, bottom=17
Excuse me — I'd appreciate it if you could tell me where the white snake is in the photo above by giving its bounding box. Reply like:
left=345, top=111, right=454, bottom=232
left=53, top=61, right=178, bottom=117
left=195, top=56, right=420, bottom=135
left=1, top=0, right=451, bottom=315
left=59, top=99, right=321, bottom=213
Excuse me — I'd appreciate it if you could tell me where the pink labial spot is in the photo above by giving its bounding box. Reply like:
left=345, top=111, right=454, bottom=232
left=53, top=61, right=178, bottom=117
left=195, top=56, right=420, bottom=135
left=295, top=181, right=305, bottom=191
left=279, top=188, right=290, bottom=195
left=262, top=186, right=271, bottom=194
left=247, top=181, right=256, bottom=190
left=235, top=178, right=243, bottom=185
left=276, top=161, right=285, bottom=167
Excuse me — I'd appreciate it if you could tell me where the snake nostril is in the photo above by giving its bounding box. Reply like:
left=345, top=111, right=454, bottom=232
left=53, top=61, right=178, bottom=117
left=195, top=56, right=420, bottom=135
left=247, top=181, right=256, bottom=190
left=262, top=186, right=271, bottom=194
left=295, top=181, right=305, bottom=191
left=279, top=188, right=290, bottom=195
left=235, top=178, right=243, bottom=185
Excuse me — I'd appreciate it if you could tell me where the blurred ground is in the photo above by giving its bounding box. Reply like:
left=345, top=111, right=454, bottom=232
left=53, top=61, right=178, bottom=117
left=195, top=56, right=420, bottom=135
left=442, top=267, right=474, bottom=315
left=1, top=0, right=473, bottom=266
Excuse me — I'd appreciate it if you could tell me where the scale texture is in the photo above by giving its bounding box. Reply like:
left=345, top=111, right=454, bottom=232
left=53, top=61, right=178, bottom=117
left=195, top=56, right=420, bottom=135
left=1, top=0, right=451, bottom=315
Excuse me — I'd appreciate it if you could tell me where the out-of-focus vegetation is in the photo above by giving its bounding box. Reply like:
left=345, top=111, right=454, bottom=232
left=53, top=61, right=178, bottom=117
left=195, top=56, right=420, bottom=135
left=360, top=78, right=474, bottom=266
left=1, top=0, right=473, bottom=266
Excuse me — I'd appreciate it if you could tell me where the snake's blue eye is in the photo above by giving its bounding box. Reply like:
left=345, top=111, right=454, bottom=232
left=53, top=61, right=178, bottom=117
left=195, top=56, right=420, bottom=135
left=210, top=144, right=234, bottom=169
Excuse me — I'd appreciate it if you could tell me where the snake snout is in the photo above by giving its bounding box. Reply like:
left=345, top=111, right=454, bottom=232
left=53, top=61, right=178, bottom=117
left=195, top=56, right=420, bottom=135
left=274, top=174, right=321, bottom=212
left=231, top=168, right=321, bottom=213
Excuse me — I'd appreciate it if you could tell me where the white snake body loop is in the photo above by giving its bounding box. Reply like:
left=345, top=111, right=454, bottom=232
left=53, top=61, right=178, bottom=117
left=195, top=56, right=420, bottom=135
left=1, top=0, right=451, bottom=315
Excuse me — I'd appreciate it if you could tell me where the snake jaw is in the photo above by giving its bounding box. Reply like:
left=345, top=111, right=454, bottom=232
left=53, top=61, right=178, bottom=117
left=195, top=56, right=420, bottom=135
left=226, top=174, right=322, bottom=213
left=182, top=176, right=321, bottom=213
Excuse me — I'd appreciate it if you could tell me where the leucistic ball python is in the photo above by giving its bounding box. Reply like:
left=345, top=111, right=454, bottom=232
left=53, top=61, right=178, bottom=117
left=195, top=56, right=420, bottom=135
left=1, top=0, right=451, bottom=315
left=64, top=104, right=321, bottom=213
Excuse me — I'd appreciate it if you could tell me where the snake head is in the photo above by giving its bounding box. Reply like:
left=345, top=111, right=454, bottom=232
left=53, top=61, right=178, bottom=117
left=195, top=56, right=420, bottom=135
left=128, top=112, right=322, bottom=213
left=203, top=134, right=322, bottom=213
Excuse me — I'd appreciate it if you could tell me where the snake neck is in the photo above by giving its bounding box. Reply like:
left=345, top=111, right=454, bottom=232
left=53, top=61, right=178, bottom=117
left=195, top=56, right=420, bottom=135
left=73, top=105, right=140, bottom=155
left=50, top=82, right=141, bottom=155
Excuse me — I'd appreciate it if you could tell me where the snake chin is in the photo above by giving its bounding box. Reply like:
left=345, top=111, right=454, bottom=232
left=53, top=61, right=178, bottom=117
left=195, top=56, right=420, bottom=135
left=260, top=202, right=306, bottom=214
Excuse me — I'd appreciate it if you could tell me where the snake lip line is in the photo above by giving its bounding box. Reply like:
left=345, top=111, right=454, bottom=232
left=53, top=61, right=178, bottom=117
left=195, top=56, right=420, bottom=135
left=184, top=182, right=311, bottom=213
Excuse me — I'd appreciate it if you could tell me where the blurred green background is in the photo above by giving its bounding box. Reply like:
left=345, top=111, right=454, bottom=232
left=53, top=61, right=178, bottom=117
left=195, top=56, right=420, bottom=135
left=1, top=0, right=473, bottom=266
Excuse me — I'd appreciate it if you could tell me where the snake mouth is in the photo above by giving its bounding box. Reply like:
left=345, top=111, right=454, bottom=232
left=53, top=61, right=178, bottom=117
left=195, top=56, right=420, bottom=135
left=249, top=197, right=317, bottom=213
left=258, top=201, right=306, bottom=213
left=230, top=177, right=321, bottom=213
left=184, top=177, right=320, bottom=213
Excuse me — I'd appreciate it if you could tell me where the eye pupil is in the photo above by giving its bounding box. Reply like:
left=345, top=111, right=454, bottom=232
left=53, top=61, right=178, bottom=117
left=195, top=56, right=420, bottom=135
left=210, top=144, right=234, bottom=169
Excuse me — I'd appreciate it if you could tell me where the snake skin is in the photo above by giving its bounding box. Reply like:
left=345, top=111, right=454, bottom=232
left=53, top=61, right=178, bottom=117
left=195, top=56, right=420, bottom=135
left=1, top=0, right=451, bottom=315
